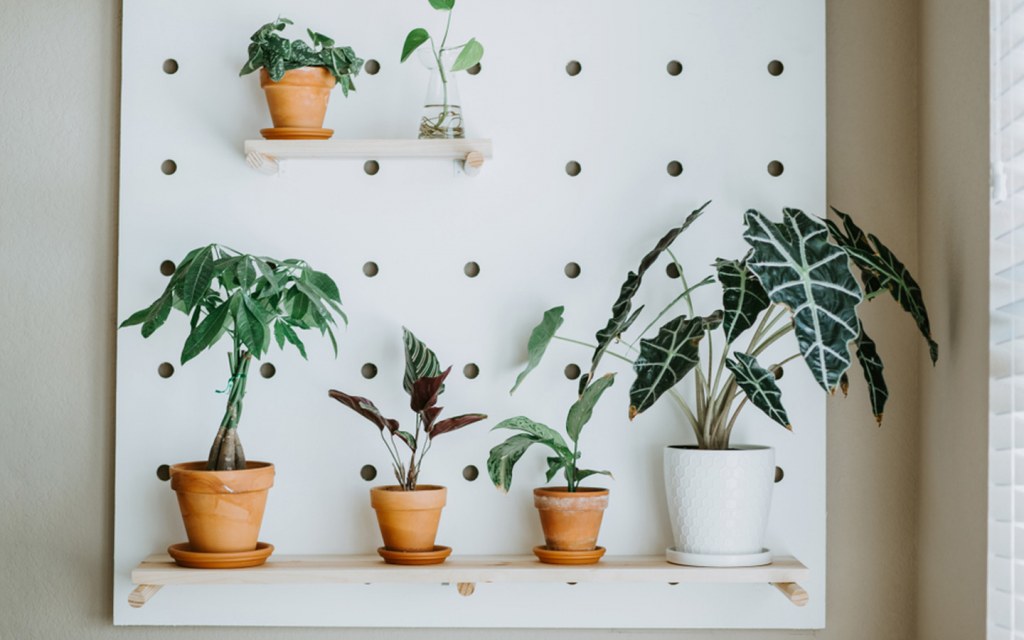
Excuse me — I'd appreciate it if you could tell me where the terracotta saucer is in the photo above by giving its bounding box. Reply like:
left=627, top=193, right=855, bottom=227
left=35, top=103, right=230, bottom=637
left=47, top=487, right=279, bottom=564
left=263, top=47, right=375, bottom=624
left=533, top=545, right=606, bottom=565
left=377, top=545, right=452, bottom=565
left=167, top=541, right=274, bottom=569
left=259, top=127, right=334, bottom=140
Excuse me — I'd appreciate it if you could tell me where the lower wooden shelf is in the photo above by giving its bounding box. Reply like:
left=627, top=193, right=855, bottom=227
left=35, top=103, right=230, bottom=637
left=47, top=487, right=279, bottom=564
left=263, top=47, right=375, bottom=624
left=129, top=553, right=810, bottom=609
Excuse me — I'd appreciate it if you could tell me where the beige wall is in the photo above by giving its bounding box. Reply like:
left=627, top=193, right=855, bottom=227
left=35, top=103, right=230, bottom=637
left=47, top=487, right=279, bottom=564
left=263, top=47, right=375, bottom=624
left=0, top=0, right=986, bottom=638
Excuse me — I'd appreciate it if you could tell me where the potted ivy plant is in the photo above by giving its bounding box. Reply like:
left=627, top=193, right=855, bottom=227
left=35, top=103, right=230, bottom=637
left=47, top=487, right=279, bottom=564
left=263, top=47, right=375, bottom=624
left=512, top=203, right=937, bottom=567
left=328, top=328, right=486, bottom=565
left=239, top=17, right=363, bottom=140
left=400, top=0, right=484, bottom=139
left=119, top=244, right=344, bottom=567
left=486, top=313, right=616, bottom=565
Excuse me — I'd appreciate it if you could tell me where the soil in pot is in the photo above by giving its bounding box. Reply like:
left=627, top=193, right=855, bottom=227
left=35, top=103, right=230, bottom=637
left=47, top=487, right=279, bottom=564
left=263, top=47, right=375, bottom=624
left=533, top=486, right=609, bottom=559
left=259, top=67, right=336, bottom=131
left=370, top=485, right=447, bottom=555
left=169, top=461, right=275, bottom=555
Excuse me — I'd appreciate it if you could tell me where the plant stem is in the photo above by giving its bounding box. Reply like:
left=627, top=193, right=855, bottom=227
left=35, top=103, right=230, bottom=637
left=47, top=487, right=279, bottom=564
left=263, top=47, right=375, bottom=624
left=207, top=338, right=252, bottom=471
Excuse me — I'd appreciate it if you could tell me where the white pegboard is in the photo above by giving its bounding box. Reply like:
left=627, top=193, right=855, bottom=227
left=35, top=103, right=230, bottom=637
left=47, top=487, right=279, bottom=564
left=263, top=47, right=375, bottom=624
left=115, top=0, right=826, bottom=628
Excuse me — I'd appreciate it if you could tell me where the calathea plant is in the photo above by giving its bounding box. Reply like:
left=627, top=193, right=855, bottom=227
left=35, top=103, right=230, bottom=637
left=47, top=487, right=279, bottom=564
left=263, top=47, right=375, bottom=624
left=120, top=245, right=345, bottom=470
left=329, top=329, right=487, bottom=490
left=240, top=17, right=363, bottom=93
left=511, top=203, right=937, bottom=449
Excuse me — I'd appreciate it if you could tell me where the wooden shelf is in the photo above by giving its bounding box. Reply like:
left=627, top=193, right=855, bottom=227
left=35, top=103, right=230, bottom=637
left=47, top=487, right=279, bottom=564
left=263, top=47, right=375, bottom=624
left=243, top=138, right=493, bottom=175
left=129, top=553, right=809, bottom=608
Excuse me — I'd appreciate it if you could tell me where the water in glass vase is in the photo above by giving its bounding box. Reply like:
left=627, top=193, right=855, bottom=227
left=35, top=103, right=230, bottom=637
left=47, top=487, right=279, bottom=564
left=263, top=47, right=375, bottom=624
left=419, top=49, right=464, bottom=139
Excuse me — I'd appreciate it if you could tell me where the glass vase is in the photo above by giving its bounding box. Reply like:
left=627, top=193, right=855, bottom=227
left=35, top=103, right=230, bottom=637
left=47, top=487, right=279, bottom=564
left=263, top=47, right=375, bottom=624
left=418, top=49, right=464, bottom=139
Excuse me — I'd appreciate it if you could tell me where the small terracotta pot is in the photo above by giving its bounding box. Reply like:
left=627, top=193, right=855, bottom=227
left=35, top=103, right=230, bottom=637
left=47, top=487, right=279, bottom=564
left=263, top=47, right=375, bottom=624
left=370, top=485, right=447, bottom=552
left=169, top=461, right=274, bottom=553
left=259, top=67, right=336, bottom=129
left=534, top=486, right=609, bottom=551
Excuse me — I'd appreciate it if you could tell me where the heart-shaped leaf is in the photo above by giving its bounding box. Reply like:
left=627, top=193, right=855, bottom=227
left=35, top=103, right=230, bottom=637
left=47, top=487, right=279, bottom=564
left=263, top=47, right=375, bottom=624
left=629, top=315, right=706, bottom=419
left=451, top=38, right=484, bottom=72
left=510, top=306, right=564, bottom=394
left=429, top=0, right=455, bottom=9
left=401, top=28, right=430, bottom=63
left=715, top=258, right=770, bottom=343
left=725, top=352, right=790, bottom=430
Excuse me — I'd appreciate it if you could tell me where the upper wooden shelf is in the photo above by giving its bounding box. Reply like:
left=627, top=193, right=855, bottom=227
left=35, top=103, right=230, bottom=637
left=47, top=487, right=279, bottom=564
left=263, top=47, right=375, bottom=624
left=129, top=553, right=809, bottom=608
left=243, top=138, right=493, bottom=175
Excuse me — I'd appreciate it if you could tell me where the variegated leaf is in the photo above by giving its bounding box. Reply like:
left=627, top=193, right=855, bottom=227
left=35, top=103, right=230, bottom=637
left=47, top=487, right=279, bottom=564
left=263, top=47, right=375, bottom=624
left=486, top=434, right=540, bottom=493
left=743, top=208, right=863, bottom=393
left=725, top=352, right=790, bottom=430
left=402, top=327, right=442, bottom=396
left=853, top=326, right=888, bottom=424
left=715, top=258, right=770, bottom=343
left=629, top=315, right=706, bottom=419
left=823, top=207, right=884, bottom=297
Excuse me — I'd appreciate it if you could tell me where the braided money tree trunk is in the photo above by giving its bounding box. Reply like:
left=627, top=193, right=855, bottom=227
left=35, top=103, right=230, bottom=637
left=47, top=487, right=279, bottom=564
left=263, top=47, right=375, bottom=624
left=120, top=244, right=346, bottom=470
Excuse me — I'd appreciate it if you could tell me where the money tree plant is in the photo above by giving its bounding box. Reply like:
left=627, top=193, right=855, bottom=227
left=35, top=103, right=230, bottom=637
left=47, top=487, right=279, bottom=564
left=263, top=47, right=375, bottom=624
left=120, top=244, right=345, bottom=470
left=240, top=17, right=363, bottom=94
left=509, top=203, right=937, bottom=450
left=329, top=329, right=487, bottom=490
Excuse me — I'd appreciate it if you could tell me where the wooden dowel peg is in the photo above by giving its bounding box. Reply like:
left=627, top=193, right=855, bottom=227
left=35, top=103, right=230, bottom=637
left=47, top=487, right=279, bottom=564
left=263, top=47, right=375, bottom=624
left=128, top=584, right=162, bottom=608
left=771, top=582, right=808, bottom=607
left=245, top=152, right=279, bottom=175
left=462, top=150, right=485, bottom=176
left=456, top=582, right=476, bottom=596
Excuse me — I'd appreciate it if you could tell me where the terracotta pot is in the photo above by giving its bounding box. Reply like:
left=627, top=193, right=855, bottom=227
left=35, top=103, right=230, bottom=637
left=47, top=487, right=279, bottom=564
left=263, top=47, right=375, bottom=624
left=533, top=486, right=609, bottom=551
left=169, top=461, right=274, bottom=553
left=370, top=485, right=446, bottom=552
left=259, top=67, right=336, bottom=129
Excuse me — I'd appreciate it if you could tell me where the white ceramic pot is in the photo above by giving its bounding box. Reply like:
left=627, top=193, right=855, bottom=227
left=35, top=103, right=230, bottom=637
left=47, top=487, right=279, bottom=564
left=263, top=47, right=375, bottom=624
left=663, top=445, right=775, bottom=567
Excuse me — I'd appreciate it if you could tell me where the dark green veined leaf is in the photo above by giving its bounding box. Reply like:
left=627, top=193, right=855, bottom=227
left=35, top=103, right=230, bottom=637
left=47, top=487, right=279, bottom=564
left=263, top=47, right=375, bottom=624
left=429, top=0, right=455, bottom=9
left=401, top=28, right=430, bottom=63
left=396, top=431, right=417, bottom=451
left=328, top=389, right=399, bottom=433
left=176, top=245, right=215, bottom=313
left=491, top=416, right=572, bottom=459
left=402, top=327, right=442, bottom=395
left=576, top=469, right=613, bottom=484
left=629, top=315, right=705, bottom=419
left=725, top=352, right=791, bottom=430
left=430, top=413, right=487, bottom=439
left=181, top=302, right=231, bottom=365
left=487, top=433, right=541, bottom=493
left=510, top=306, right=564, bottom=394
left=141, top=294, right=172, bottom=338
left=566, top=373, right=615, bottom=443
left=824, top=208, right=884, bottom=297
left=702, top=310, right=723, bottom=331
left=743, top=208, right=863, bottom=393
left=451, top=38, right=484, bottom=72
left=715, top=258, right=770, bottom=343
left=592, top=201, right=711, bottom=375
left=545, top=456, right=565, bottom=483
left=853, top=326, right=888, bottom=424
left=274, top=320, right=307, bottom=359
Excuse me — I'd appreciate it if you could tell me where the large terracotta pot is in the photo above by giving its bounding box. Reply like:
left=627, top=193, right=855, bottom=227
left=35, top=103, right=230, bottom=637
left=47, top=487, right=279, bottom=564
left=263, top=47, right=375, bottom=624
left=259, top=67, right=336, bottom=129
left=169, top=461, right=274, bottom=553
left=533, top=486, right=609, bottom=551
left=370, top=485, right=447, bottom=552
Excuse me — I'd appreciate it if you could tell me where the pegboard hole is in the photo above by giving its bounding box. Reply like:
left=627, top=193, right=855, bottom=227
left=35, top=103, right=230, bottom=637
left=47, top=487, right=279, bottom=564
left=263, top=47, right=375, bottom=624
left=767, top=60, right=785, bottom=76
left=259, top=363, right=276, bottom=379
left=360, top=464, right=378, bottom=481
left=463, top=363, right=480, bottom=379
left=157, top=362, right=174, bottom=378
left=462, top=465, right=480, bottom=481
left=666, top=262, right=681, bottom=279
left=564, top=262, right=581, bottom=279
left=364, top=160, right=380, bottom=176
left=767, top=160, right=785, bottom=177
left=564, top=364, right=582, bottom=380
left=467, top=62, right=482, bottom=75
left=464, top=261, right=480, bottom=278
left=159, top=260, right=176, bottom=276
left=565, top=161, right=582, bottom=177
left=361, top=363, right=378, bottom=379
left=565, top=60, right=582, bottom=76
left=156, top=464, right=171, bottom=481
left=362, top=261, right=379, bottom=277
left=364, top=59, right=381, bottom=75
left=161, top=160, right=177, bottom=175
left=775, top=466, right=785, bottom=483
left=666, top=60, right=683, bottom=76
left=667, top=161, right=684, bottom=177
left=162, top=59, right=179, bottom=75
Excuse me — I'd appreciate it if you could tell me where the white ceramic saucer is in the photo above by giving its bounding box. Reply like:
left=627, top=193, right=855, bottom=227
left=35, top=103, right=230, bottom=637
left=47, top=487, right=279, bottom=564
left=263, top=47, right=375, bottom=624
left=665, top=547, right=772, bottom=567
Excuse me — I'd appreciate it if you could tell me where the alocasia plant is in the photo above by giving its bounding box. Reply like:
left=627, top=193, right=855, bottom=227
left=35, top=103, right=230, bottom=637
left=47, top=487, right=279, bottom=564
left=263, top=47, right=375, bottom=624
left=240, top=17, right=363, bottom=94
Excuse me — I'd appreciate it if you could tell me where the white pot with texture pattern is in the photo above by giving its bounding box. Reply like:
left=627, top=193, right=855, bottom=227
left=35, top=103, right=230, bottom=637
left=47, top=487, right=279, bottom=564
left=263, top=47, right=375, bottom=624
left=663, top=445, right=775, bottom=567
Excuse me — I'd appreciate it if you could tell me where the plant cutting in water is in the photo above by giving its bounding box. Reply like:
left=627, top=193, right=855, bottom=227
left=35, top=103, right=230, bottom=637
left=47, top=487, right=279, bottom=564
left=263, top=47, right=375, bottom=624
left=400, top=0, right=484, bottom=138
left=120, top=244, right=345, bottom=470
left=508, top=202, right=937, bottom=450
left=240, top=17, right=363, bottom=93
left=329, top=328, right=487, bottom=490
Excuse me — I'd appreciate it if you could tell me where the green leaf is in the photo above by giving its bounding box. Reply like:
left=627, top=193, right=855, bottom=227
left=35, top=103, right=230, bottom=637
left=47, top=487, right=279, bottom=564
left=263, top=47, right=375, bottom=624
left=576, top=469, right=613, bottom=484
left=823, top=208, right=884, bottom=297
left=396, top=430, right=418, bottom=451
left=401, top=28, right=430, bottom=63
left=725, top=352, right=791, bottom=430
left=181, top=302, right=231, bottom=365
left=715, top=258, right=770, bottom=343
left=566, top=373, right=615, bottom=443
left=491, top=415, right=572, bottom=459
left=510, top=306, right=565, bottom=394
left=274, top=320, right=307, bottom=359
left=487, top=433, right=539, bottom=493
left=236, top=258, right=257, bottom=291
left=402, top=327, right=442, bottom=395
left=853, top=326, right=888, bottom=424
left=306, top=29, right=335, bottom=49
left=308, top=270, right=342, bottom=303
left=545, top=456, right=565, bottom=483
left=176, top=246, right=215, bottom=313
left=629, top=315, right=705, bottom=419
left=429, top=0, right=455, bottom=9
left=235, top=297, right=265, bottom=357
left=451, top=38, right=484, bottom=72
left=743, top=208, right=863, bottom=393
left=141, top=295, right=172, bottom=338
